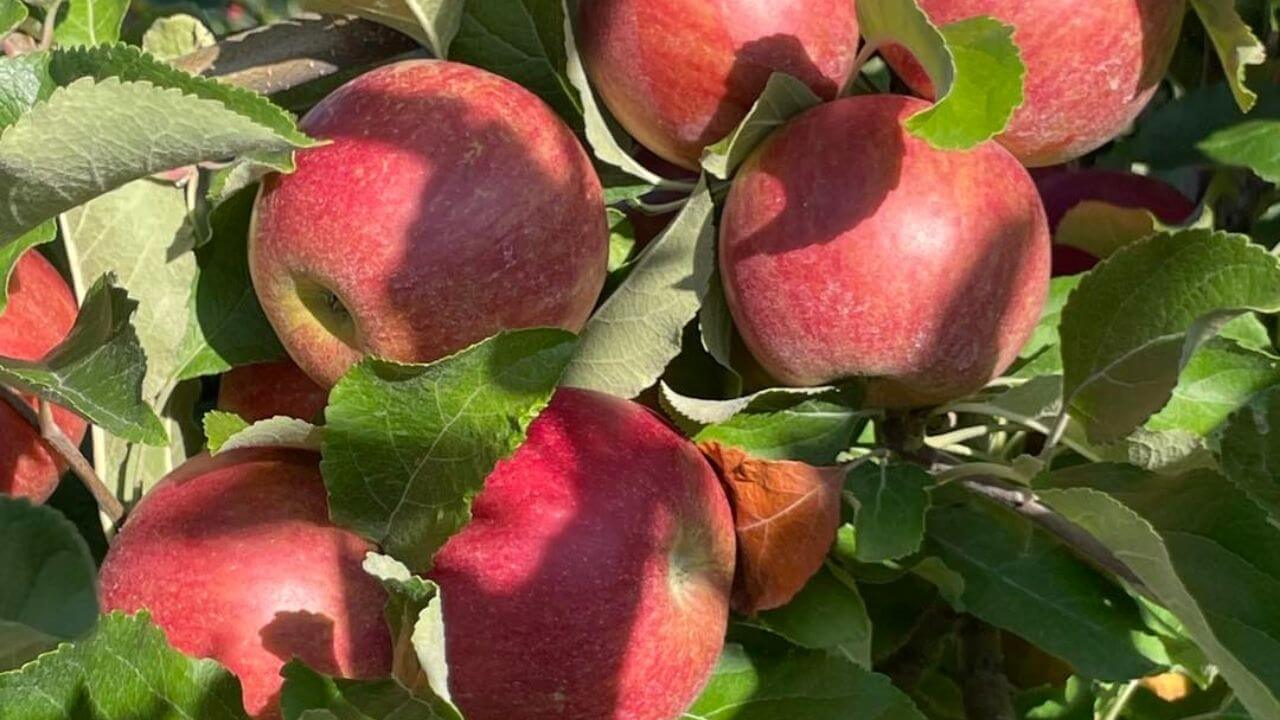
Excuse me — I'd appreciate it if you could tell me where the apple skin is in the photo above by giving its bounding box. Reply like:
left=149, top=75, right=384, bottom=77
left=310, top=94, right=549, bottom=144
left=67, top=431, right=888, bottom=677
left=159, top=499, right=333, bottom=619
left=98, top=449, right=391, bottom=720
left=250, top=60, right=608, bottom=387
left=0, top=251, right=88, bottom=503
left=1036, top=168, right=1197, bottom=275
left=430, top=388, right=735, bottom=720
left=719, top=95, right=1050, bottom=407
left=579, top=0, right=861, bottom=170
left=881, top=0, right=1186, bottom=167
left=217, top=360, right=329, bottom=423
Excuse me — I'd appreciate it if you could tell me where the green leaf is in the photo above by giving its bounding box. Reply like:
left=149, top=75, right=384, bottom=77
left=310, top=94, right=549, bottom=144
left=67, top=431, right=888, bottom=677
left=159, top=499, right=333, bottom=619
left=60, top=177, right=199, bottom=494
left=360, top=553, right=453, bottom=701
left=1011, top=276, right=1081, bottom=379
left=1190, top=0, right=1266, bottom=112
left=0, top=220, right=54, bottom=315
left=203, top=410, right=249, bottom=452
left=925, top=496, right=1164, bottom=682
left=684, top=643, right=926, bottom=719
left=1108, top=83, right=1280, bottom=184
left=0, top=52, right=52, bottom=130
left=695, top=401, right=866, bottom=466
left=0, top=0, right=26, bottom=36
left=175, top=186, right=287, bottom=380
left=1039, top=466, right=1280, bottom=719
left=661, top=383, right=843, bottom=431
left=301, top=0, right=463, bottom=58
left=1060, top=230, right=1280, bottom=443
left=1097, top=427, right=1215, bottom=475
left=1147, top=337, right=1280, bottom=436
left=323, top=328, right=578, bottom=572
left=280, top=661, right=461, bottom=720
left=0, top=611, right=250, bottom=720
left=0, top=43, right=314, bottom=246
left=1220, top=387, right=1280, bottom=525
left=700, top=73, right=821, bottom=180
left=0, top=274, right=165, bottom=445
left=859, top=1, right=1024, bottom=149
left=0, top=497, right=97, bottom=671
left=845, top=459, right=932, bottom=564
left=212, top=416, right=321, bottom=455
left=562, top=179, right=714, bottom=398
left=606, top=207, right=635, bottom=273
left=54, top=0, right=129, bottom=47
left=743, top=564, right=872, bottom=669
left=141, top=14, right=216, bottom=61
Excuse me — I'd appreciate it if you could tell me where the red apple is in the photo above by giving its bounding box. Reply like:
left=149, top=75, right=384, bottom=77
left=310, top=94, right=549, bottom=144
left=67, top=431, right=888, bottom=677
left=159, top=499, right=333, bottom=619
left=250, top=60, right=608, bottom=387
left=99, top=449, right=391, bottom=719
left=430, top=388, right=735, bottom=720
left=0, top=250, right=88, bottom=503
left=719, top=95, right=1050, bottom=407
left=217, top=360, right=328, bottom=423
left=579, top=0, right=861, bottom=170
left=1036, top=168, right=1197, bottom=275
left=881, top=0, right=1186, bottom=167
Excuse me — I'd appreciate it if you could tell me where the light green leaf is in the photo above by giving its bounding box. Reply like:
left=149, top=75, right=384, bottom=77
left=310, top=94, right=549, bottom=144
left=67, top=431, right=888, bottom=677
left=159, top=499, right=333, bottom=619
left=1054, top=201, right=1164, bottom=260
left=54, top=0, right=129, bottom=47
left=360, top=554, right=453, bottom=703
left=301, top=0, right=463, bottom=58
left=1011, top=275, right=1081, bottom=379
left=0, top=611, right=250, bottom=720
left=323, top=328, right=578, bottom=572
left=0, top=52, right=53, bottom=131
left=0, top=497, right=97, bottom=671
left=845, top=459, right=932, bottom=564
left=280, top=661, right=461, bottom=720
left=0, top=43, right=314, bottom=246
left=1220, top=387, right=1280, bottom=525
left=174, top=187, right=286, bottom=381
left=0, top=0, right=26, bottom=36
left=660, top=382, right=842, bottom=431
left=926, top=496, right=1164, bottom=682
left=0, top=274, right=165, bottom=445
left=1190, top=0, right=1266, bottom=112
left=743, top=564, right=872, bottom=669
left=203, top=410, right=249, bottom=453
left=1147, top=337, right=1280, bottom=436
left=0, top=220, right=54, bottom=315
left=605, top=207, right=635, bottom=273
left=700, top=73, right=820, bottom=180
left=1040, top=466, right=1280, bottom=719
left=1097, top=427, right=1216, bottom=475
left=684, top=643, right=926, bottom=719
left=214, top=416, right=321, bottom=455
left=562, top=180, right=714, bottom=398
left=141, top=14, right=216, bottom=61
left=695, top=401, right=867, bottom=466
left=859, top=0, right=1024, bottom=149
left=1060, top=230, right=1280, bottom=443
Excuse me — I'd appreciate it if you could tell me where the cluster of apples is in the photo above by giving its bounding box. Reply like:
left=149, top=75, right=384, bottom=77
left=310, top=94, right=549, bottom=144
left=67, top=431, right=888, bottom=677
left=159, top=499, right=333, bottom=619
left=0, top=1, right=1196, bottom=718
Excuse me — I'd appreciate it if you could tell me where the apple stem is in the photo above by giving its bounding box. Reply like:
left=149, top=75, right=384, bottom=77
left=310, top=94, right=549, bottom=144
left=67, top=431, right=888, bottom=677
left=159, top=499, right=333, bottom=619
left=959, top=617, right=1016, bottom=720
left=36, top=0, right=61, bottom=50
left=0, top=383, right=124, bottom=524
left=841, top=41, right=883, bottom=97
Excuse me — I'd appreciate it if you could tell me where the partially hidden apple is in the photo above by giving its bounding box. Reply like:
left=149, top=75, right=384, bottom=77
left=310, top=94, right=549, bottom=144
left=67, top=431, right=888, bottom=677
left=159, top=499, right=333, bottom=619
left=98, top=449, right=391, bottom=719
left=881, top=0, right=1186, bottom=167
left=217, top=360, right=329, bottom=423
left=719, top=95, right=1050, bottom=407
left=250, top=60, right=608, bottom=387
left=1036, top=168, right=1197, bottom=275
left=430, top=388, right=736, bottom=720
left=579, top=0, right=861, bottom=170
left=0, top=250, right=88, bottom=503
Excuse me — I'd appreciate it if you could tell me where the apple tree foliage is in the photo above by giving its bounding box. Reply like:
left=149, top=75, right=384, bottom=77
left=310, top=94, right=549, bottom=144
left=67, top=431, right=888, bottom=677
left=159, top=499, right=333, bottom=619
left=0, top=0, right=1279, bottom=718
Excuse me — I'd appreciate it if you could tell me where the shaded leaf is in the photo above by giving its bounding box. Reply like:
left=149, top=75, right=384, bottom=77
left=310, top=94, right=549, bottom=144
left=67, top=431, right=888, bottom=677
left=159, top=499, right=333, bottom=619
left=696, top=401, right=867, bottom=466
left=1220, top=386, right=1280, bottom=525
left=743, top=564, right=872, bottom=669
left=1147, top=337, right=1280, bottom=436
left=280, top=662, right=461, bottom=720
left=845, top=459, right=932, bottom=564
left=302, top=0, right=463, bottom=58
left=0, top=220, right=54, bottom=315
left=701, top=442, right=844, bottom=614
left=701, top=73, right=820, bottom=180
left=1190, top=0, right=1266, bottom=112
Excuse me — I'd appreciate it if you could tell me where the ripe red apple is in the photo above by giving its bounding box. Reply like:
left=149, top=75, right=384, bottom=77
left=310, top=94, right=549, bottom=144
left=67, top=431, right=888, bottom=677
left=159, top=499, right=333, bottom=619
left=99, top=449, right=391, bottom=719
left=719, top=95, right=1050, bottom=407
left=579, top=0, right=861, bottom=170
left=0, top=251, right=88, bottom=503
left=430, top=388, right=735, bottom=720
left=250, top=60, right=608, bottom=387
left=1036, top=168, right=1197, bottom=275
left=881, top=0, right=1186, bottom=167
left=217, top=360, right=328, bottom=423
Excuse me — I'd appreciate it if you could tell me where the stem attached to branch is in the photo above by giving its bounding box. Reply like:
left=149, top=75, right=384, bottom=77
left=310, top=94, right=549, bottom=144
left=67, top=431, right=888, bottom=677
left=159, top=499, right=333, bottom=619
left=172, top=14, right=422, bottom=96
left=960, top=617, right=1016, bottom=720
left=0, top=384, right=124, bottom=523
left=37, top=0, right=62, bottom=50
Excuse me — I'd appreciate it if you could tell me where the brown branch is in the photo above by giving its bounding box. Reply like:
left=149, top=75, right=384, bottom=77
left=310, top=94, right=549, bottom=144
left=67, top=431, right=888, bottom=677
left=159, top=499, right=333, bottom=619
left=0, top=384, right=124, bottom=523
left=172, top=14, right=422, bottom=96
left=960, top=617, right=1016, bottom=720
